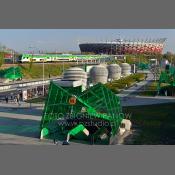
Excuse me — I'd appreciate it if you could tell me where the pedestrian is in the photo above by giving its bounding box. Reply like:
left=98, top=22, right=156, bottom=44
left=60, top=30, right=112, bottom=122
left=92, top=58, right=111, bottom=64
left=20, top=93, right=22, bottom=100
left=17, top=94, right=20, bottom=101
left=17, top=94, right=20, bottom=106
left=5, top=96, right=8, bottom=103
left=14, top=96, right=17, bottom=104
left=10, top=93, right=13, bottom=101
left=125, top=84, right=128, bottom=89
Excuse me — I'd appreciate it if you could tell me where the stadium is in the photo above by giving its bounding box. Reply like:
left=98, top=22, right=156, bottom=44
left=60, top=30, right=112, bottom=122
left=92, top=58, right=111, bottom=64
left=79, top=38, right=166, bottom=55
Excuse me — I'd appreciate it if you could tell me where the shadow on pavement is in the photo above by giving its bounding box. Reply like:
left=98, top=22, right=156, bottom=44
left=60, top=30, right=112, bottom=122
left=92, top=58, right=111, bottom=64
left=0, top=105, right=42, bottom=117
left=0, top=116, right=40, bottom=138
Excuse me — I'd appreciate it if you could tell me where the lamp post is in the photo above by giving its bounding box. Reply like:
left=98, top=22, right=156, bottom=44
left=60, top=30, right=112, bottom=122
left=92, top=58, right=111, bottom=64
left=12, top=50, right=15, bottom=82
left=43, top=52, right=45, bottom=96
left=29, top=46, right=45, bottom=96
left=110, top=40, right=112, bottom=55
left=39, top=50, right=45, bottom=96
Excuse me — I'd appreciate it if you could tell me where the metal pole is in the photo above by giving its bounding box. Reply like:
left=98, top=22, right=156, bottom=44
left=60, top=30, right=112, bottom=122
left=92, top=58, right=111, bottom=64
left=13, top=50, right=15, bottom=82
left=42, top=51, right=45, bottom=96
left=111, top=41, right=112, bottom=55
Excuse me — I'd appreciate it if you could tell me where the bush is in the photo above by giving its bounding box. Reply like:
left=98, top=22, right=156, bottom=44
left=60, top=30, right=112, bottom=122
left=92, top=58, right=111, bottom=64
left=105, top=83, right=119, bottom=94
left=0, top=52, right=4, bottom=67
left=105, top=73, right=146, bottom=93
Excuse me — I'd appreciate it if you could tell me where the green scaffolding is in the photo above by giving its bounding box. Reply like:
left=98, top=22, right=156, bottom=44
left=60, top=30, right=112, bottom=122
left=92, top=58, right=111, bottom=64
left=158, top=66, right=175, bottom=92
left=0, top=66, right=23, bottom=80
left=137, top=62, right=149, bottom=70
left=40, top=81, right=124, bottom=143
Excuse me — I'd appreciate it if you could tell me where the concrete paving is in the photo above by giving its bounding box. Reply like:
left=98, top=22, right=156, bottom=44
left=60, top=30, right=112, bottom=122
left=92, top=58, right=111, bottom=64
left=118, top=71, right=154, bottom=98
left=0, top=102, right=52, bottom=145
left=121, top=95, right=175, bottom=107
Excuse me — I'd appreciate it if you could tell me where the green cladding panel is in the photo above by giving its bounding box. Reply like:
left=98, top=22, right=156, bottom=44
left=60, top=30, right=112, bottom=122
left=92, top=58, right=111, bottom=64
left=0, top=66, right=23, bottom=80
left=40, top=81, right=124, bottom=140
left=158, top=66, right=175, bottom=91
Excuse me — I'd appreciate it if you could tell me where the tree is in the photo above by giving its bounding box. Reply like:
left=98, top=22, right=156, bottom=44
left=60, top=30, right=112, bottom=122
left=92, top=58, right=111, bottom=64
left=0, top=52, right=4, bottom=67
left=29, top=56, right=33, bottom=71
left=163, top=52, right=175, bottom=65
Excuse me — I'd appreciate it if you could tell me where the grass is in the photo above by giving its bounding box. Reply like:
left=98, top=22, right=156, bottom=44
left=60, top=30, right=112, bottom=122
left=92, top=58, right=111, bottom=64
left=17, top=63, right=73, bottom=79
left=123, top=103, right=175, bottom=144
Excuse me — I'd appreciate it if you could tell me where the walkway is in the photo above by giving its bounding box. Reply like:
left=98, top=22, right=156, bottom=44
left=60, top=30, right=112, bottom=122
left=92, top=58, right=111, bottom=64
left=118, top=71, right=153, bottom=98
left=0, top=101, right=52, bottom=145
left=117, top=71, right=175, bottom=106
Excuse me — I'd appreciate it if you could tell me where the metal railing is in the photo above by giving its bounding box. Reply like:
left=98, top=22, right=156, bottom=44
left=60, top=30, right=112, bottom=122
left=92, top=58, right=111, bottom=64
left=0, top=77, right=61, bottom=92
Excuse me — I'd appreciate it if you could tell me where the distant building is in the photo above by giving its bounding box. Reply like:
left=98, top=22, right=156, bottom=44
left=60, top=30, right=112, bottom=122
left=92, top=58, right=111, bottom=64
left=0, top=44, right=15, bottom=63
left=79, top=38, right=166, bottom=55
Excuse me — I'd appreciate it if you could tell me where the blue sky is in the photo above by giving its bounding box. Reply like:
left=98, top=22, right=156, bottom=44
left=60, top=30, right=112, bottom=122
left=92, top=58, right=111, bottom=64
left=0, top=29, right=174, bottom=53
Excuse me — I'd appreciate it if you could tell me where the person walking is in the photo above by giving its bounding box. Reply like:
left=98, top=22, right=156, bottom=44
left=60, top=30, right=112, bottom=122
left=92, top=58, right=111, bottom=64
left=5, top=96, right=8, bottom=103
left=14, top=96, right=17, bottom=104
left=17, top=94, right=20, bottom=106
left=10, top=93, right=13, bottom=101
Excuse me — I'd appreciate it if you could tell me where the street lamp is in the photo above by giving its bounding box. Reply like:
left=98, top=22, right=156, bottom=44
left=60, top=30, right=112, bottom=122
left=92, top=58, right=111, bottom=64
left=42, top=51, right=45, bottom=96
left=110, top=40, right=112, bottom=55
left=12, top=49, right=15, bottom=82
left=28, top=46, right=45, bottom=96
left=39, top=50, right=45, bottom=96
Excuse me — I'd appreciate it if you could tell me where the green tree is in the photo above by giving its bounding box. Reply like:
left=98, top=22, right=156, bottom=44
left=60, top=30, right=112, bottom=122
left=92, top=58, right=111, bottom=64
left=163, top=52, right=175, bottom=64
left=0, top=52, right=4, bottom=67
left=28, top=56, right=33, bottom=71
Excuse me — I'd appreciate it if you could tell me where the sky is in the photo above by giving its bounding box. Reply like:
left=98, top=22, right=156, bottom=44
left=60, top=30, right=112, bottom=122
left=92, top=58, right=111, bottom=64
left=0, top=29, right=175, bottom=53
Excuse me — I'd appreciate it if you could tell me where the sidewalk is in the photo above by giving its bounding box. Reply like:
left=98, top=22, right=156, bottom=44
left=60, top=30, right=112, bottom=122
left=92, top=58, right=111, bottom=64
left=0, top=101, right=43, bottom=109
left=0, top=101, right=43, bottom=120
left=117, top=72, right=175, bottom=106
left=118, top=72, right=153, bottom=98
left=0, top=101, right=45, bottom=145
left=121, top=95, right=175, bottom=107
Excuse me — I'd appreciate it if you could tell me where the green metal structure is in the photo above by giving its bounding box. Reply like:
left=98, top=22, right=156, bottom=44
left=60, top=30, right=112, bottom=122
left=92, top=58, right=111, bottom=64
left=137, top=62, right=149, bottom=70
left=158, top=66, right=175, bottom=95
left=40, top=81, right=124, bottom=144
left=68, top=124, right=88, bottom=136
left=0, top=66, right=23, bottom=80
